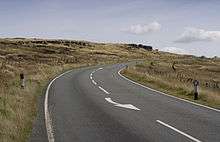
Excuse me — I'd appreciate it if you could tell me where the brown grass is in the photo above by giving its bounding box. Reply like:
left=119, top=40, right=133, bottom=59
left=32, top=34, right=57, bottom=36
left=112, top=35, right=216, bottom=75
left=0, top=38, right=153, bottom=141
left=122, top=53, right=220, bottom=109
left=2, top=38, right=218, bottom=141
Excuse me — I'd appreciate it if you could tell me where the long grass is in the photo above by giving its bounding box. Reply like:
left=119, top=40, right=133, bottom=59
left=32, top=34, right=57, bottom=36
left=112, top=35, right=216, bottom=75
left=122, top=55, right=220, bottom=109
left=0, top=38, right=152, bottom=141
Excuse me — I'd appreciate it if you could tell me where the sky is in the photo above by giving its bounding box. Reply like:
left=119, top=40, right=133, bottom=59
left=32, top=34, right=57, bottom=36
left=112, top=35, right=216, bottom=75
left=0, top=0, right=220, bottom=57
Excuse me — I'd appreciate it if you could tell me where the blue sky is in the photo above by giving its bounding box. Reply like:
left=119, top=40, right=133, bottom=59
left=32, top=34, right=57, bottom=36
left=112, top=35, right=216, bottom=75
left=0, top=0, right=220, bottom=57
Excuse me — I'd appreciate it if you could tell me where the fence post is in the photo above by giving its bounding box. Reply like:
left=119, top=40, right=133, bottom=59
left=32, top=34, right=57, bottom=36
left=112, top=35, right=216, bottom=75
left=20, top=73, right=25, bottom=89
left=193, top=80, right=199, bottom=100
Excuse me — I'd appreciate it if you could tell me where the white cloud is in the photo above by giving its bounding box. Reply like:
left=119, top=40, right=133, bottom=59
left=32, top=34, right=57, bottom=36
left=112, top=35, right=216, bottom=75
left=161, top=47, right=188, bottom=55
left=175, top=27, right=220, bottom=43
left=122, top=21, right=161, bottom=35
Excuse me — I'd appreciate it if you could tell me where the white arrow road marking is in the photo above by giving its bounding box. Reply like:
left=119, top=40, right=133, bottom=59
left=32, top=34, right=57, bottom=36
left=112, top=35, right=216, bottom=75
left=115, top=104, right=140, bottom=111
left=105, top=97, right=118, bottom=105
left=99, top=86, right=110, bottom=94
left=105, top=98, right=140, bottom=111
left=92, top=80, right=97, bottom=85
left=156, top=120, right=202, bottom=142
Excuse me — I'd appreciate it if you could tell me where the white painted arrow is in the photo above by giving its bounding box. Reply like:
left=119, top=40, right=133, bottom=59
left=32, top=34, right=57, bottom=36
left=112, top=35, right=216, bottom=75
left=105, top=98, right=140, bottom=111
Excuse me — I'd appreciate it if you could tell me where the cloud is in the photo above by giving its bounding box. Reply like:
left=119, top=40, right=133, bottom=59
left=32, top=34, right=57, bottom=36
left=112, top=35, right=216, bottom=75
left=161, top=47, right=188, bottom=55
left=175, top=27, right=220, bottom=43
left=122, top=21, right=161, bottom=35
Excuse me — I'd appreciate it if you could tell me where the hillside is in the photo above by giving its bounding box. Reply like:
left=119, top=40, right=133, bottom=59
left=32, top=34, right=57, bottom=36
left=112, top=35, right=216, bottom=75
left=0, top=38, right=153, bottom=141
left=0, top=38, right=219, bottom=141
left=122, top=53, right=220, bottom=108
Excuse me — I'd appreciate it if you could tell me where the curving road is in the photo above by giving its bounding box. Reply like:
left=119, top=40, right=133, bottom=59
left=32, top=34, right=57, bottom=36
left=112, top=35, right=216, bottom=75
left=30, top=63, right=220, bottom=142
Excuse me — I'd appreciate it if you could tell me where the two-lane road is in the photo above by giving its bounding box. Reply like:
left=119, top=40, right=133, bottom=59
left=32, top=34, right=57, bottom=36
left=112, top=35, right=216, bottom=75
left=30, top=63, right=220, bottom=142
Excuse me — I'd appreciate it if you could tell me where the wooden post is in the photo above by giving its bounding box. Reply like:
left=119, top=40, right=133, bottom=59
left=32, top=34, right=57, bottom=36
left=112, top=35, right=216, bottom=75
left=193, top=80, right=199, bottom=100
left=20, top=73, right=25, bottom=89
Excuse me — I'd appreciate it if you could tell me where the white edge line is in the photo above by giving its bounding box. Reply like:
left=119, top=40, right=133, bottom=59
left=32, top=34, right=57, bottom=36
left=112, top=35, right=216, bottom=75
left=98, top=86, right=110, bottom=94
left=156, top=120, right=202, bottom=142
left=44, top=69, right=73, bottom=142
left=118, top=67, right=220, bottom=113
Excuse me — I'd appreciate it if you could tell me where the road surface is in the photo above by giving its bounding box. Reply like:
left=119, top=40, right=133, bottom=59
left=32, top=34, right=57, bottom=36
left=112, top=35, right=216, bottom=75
left=30, top=63, right=220, bottom=142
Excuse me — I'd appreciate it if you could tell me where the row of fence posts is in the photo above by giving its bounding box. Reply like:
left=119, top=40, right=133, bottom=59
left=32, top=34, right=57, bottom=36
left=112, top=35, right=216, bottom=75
left=130, top=63, right=200, bottom=100
left=19, top=65, right=200, bottom=100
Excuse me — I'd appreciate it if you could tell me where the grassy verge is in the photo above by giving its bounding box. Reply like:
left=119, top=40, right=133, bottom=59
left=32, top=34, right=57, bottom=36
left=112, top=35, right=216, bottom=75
left=1, top=38, right=219, bottom=141
left=121, top=59, right=220, bottom=109
left=0, top=38, right=154, bottom=141
left=0, top=64, right=82, bottom=141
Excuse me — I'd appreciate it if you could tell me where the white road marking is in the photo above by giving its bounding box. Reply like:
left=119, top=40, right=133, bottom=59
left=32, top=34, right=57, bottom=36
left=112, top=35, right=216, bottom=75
left=91, top=70, right=95, bottom=74
left=105, top=97, right=140, bottom=111
left=156, top=120, right=202, bottom=142
left=92, top=80, right=97, bottom=85
left=105, top=97, right=118, bottom=105
left=99, top=86, right=110, bottom=94
left=45, top=69, right=73, bottom=142
left=45, top=67, right=103, bottom=142
left=118, top=67, right=220, bottom=113
left=94, top=67, right=103, bottom=73
left=90, top=67, right=103, bottom=82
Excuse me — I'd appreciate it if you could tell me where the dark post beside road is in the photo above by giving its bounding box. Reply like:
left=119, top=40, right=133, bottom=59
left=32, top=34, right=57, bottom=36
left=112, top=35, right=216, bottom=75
left=20, top=73, right=25, bottom=89
left=193, top=80, right=199, bottom=100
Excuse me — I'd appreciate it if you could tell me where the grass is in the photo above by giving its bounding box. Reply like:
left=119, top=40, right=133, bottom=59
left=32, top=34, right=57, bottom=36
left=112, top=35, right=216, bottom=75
left=0, top=38, right=153, bottom=142
left=121, top=53, right=220, bottom=109
left=1, top=38, right=219, bottom=141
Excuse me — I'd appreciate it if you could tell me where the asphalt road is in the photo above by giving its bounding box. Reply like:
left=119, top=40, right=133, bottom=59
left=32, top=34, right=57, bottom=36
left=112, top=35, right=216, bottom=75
left=30, top=63, right=220, bottom=142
